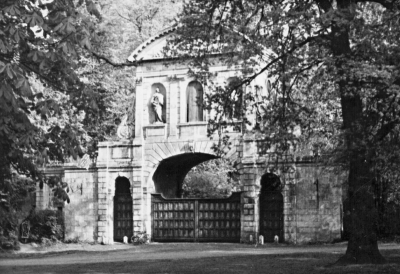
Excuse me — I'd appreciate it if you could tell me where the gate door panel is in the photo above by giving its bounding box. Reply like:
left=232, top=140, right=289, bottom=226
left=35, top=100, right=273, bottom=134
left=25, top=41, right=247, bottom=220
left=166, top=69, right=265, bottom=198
left=114, top=194, right=133, bottom=241
left=198, top=199, right=241, bottom=242
left=114, top=177, right=133, bottom=242
left=259, top=191, right=283, bottom=242
left=152, top=199, right=196, bottom=241
left=152, top=192, right=241, bottom=242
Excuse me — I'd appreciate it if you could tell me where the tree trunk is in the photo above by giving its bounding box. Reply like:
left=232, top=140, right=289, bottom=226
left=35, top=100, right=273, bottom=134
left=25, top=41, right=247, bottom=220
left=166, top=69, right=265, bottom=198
left=337, top=157, right=385, bottom=264
left=327, top=0, right=385, bottom=264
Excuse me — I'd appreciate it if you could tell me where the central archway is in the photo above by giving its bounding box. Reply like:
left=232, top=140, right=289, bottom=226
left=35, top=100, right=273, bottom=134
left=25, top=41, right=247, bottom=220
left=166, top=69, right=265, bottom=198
left=152, top=153, right=217, bottom=198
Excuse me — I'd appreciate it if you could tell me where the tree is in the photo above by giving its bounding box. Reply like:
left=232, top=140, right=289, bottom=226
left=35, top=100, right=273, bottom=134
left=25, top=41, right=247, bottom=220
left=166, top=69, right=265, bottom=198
left=0, top=0, right=105, bottom=183
left=170, top=0, right=400, bottom=264
left=0, top=0, right=111, bottom=246
left=0, top=0, right=183, bottom=245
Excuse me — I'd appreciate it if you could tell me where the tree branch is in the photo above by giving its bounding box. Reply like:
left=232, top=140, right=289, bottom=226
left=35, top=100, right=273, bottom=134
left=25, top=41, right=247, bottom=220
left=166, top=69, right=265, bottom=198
left=19, top=61, right=72, bottom=93
left=90, top=51, right=139, bottom=67
left=375, top=118, right=399, bottom=142
left=115, top=10, right=133, bottom=23
left=243, top=35, right=324, bottom=86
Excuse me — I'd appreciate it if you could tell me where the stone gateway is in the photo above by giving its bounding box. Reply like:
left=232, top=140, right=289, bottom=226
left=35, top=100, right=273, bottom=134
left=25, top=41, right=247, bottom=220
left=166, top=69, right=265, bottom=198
left=37, top=27, right=344, bottom=244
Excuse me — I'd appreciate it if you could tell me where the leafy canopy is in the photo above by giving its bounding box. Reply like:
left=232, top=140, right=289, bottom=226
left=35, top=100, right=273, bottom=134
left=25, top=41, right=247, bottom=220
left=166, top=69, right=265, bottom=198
left=171, top=0, right=400, bottom=263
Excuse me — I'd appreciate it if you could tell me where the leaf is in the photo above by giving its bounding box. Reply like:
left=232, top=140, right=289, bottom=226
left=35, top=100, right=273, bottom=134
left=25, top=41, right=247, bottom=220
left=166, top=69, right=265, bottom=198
left=15, top=76, right=25, bottom=89
left=0, top=61, right=5, bottom=73
left=20, top=80, right=33, bottom=97
left=0, top=39, right=6, bottom=53
left=2, top=83, right=12, bottom=100
left=31, top=12, right=44, bottom=28
left=32, top=52, right=38, bottom=62
left=6, top=65, right=14, bottom=79
left=62, top=43, right=68, bottom=54
left=53, top=22, right=63, bottom=33
left=65, top=22, right=75, bottom=34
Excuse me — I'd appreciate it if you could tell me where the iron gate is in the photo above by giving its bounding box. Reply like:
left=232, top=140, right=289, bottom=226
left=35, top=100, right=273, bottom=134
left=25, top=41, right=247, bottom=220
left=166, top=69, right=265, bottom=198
left=151, top=192, right=241, bottom=242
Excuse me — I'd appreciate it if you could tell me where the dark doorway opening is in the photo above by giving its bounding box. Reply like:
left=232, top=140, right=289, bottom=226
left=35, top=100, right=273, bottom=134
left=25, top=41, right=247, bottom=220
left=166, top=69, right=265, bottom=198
left=259, top=173, right=284, bottom=243
left=114, top=177, right=133, bottom=242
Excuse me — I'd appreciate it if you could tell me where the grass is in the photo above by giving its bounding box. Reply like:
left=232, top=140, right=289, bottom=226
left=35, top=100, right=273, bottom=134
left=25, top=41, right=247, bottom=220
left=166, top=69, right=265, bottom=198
left=1, top=249, right=399, bottom=274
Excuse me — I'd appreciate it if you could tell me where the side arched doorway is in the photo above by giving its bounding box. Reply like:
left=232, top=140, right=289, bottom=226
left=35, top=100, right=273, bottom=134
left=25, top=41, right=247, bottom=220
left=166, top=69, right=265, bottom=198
left=114, top=177, right=133, bottom=242
left=259, top=173, right=284, bottom=243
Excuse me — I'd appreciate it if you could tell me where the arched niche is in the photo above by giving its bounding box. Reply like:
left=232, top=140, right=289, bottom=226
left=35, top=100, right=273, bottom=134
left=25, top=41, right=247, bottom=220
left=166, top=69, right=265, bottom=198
left=259, top=173, right=284, bottom=243
left=226, top=77, right=243, bottom=120
left=186, top=81, right=204, bottom=122
left=148, top=83, right=167, bottom=124
left=114, top=176, right=133, bottom=242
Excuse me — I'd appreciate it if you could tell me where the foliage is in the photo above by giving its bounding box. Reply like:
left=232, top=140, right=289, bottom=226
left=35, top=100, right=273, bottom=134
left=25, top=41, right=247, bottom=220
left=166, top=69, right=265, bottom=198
left=27, top=209, right=64, bottom=242
left=0, top=173, right=35, bottom=250
left=0, top=0, right=106, bottom=248
left=132, top=231, right=149, bottom=245
left=63, top=236, right=81, bottom=244
left=182, top=159, right=240, bottom=198
left=99, top=0, right=182, bottom=60
left=171, top=0, right=400, bottom=264
left=0, top=0, right=104, bottom=205
left=0, top=0, right=183, bottom=176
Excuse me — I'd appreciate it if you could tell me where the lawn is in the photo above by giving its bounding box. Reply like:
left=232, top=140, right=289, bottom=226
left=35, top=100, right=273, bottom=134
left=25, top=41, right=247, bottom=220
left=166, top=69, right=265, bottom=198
left=1, top=248, right=400, bottom=274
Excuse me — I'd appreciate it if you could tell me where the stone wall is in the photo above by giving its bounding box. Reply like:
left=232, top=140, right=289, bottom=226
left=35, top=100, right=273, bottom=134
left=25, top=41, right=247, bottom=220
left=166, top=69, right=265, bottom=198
left=284, top=165, right=343, bottom=243
left=237, top=157, right=344, bottom=244
left=95, top=142, right=142, bottom=243
left=63, top=169, right=98, bottom=242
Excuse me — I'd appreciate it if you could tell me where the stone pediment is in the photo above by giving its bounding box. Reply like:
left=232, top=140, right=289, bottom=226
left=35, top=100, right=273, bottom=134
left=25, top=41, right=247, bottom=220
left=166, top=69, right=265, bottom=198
left=127, top=26, right=177, bottom=62
left=127, top=25, right=276, bottom=64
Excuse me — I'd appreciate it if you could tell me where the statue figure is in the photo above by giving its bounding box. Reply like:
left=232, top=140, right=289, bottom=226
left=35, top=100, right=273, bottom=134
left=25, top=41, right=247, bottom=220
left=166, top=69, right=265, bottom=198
left=117, top=115, right=131, bottom=139
left=151, top=88, right=164, bottom=123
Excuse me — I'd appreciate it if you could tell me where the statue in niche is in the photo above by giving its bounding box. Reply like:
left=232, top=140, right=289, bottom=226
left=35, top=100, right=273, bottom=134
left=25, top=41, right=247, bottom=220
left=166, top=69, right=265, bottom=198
left=117, top=115, right=132, bottom=139
left=151, top=88, right=164, bottom=123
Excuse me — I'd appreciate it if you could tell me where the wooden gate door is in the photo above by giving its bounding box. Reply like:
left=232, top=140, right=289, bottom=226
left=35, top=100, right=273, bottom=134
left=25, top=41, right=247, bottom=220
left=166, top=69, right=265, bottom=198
left=259, top=191, right=283, bottom=242
left=114, top=179, right=133, bottom=242
left=151, top=192, right=241, bottom=242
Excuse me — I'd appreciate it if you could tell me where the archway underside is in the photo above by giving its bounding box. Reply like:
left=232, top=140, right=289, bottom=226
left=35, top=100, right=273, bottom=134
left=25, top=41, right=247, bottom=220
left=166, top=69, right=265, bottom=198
left=152, top=153, right=217, bottom=198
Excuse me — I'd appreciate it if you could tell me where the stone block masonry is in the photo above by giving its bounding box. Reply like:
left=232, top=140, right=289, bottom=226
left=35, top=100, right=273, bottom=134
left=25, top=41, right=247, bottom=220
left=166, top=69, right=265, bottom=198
left=63, top=169, right=98, bottom=242
left=40, top=137, right=344, bottom=245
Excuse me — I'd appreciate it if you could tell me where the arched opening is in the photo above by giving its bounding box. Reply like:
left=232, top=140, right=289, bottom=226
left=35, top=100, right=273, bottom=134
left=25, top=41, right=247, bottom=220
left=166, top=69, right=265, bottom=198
left=152, top=153, right=217, bottom=198
left=114, top=177, right=133, bottom=242
left=186, top=81, right=204, bottom=122
left=181, top=158, right=240, bottom=198
left=148, top=83, right=167, bottom=124
left=259, top=173, right=284, bottom=243
left=150, top=153, right=241, bottom=243
left=226, top=77, right=243, bottom=120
